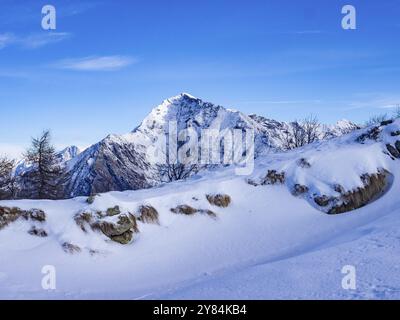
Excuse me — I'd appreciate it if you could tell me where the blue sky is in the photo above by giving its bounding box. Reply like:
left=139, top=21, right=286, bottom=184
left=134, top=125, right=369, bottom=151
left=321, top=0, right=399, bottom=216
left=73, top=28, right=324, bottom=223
left=1, top=0, right=400, bottom=157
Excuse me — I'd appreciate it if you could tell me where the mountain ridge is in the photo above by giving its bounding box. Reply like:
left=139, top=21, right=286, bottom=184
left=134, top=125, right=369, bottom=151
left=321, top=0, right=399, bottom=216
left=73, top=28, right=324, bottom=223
left=15, top=93, right=360, bottom=199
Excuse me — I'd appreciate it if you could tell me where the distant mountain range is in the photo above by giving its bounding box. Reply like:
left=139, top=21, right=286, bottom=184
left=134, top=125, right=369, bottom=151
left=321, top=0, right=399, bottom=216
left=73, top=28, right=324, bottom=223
left=15, top=93, right=360, bottom=198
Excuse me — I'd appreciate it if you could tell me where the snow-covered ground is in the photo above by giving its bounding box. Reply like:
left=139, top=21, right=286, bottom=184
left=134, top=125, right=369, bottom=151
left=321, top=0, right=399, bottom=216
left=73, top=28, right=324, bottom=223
left=0, top=120, right=399, bottom=300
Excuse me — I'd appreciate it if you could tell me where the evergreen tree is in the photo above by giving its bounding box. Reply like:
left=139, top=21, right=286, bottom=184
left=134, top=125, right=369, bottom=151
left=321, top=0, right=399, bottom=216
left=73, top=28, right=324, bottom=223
left=0, top=156, right=15, bottom=199
left=24, top=130, right=62, bottom=199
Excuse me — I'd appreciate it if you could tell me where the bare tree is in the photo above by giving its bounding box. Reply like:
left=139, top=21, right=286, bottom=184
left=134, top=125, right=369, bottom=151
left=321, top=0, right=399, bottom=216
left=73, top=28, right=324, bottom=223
left=281, top=121, right=308, bottom=150
left=23, top=130, right=63, bottom=199
left=291, top=121, right=306, bottom=148
left=365, top=114, right=389, bottom=126
left=281, top=129, right=294, bottom=150
left=0, top=156, right=15, bottom=200
left=302, top=114, right=320, bottom=144
left=155, top=162, right=198, bottom=183
left=393, top=105, right=400, bottom=119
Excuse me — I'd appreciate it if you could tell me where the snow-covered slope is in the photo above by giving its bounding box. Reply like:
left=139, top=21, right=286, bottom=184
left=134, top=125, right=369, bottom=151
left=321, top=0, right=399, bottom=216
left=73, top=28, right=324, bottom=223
left=62, top=93, right=358, bottom=198
left=1, top=119, right=399, bottom=299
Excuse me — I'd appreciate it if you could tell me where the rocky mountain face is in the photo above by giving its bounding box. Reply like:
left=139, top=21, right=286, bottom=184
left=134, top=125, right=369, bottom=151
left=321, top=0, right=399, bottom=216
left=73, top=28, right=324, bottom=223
left=15, top=93, right=360, bottom=199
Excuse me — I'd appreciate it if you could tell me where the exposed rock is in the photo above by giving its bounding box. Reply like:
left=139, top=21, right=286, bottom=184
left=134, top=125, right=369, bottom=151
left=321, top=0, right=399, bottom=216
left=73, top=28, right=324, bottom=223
left=171, top=205, right=198, bottom=215
left=386, top=144, right=400, bottom=159
left=29, top=209, right=46, bottom=222
left=333, top=184, right=345, bottom=194
left=314, top=195, right=333, bottom=207
left=170, top=205, right=217, bottom=218
left=0, top=207, right=46, bottom=230
left=390, top=131, right=400, bottom=137
left=245, top=179, right=259, bottom=187
left=261, top=170, right=285, bottom=185
left=111, top=230, right=133, bottom=245
left=75, top=210, right=138, bottom=244
left=206, top=194, right=231, bottom=208
left=329, top=170, right=390, bottom=215
left=197, top=209, right=217, bottom=218
left=106, top=206, right=121, bottom=216
left=86, top=194, right=97, bottom=204
left=137, top=205, right=159, bottom=224
left=381, top=119, right=394, bottom=126
left=356, top=127, right=381, bottom=143
left=62, top=242, right=81, bottom=254
left=297, top=158, right=311, bottom=168
left=28, top=226, right=48, bottom=237
left=395, top=141, right=400, bottom=153
left=292, top=184, right=309, bottom=196
left=94, top=214, right=138, bottom=238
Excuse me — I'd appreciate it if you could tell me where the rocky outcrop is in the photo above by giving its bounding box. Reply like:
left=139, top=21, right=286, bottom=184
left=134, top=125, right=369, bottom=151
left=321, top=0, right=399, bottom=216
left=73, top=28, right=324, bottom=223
left=261, top=170, right=286, bottom=185
left=310, top=170, right=392, bottom=215
left=292, top=184, right=309, bottom=196
left=386, top=144, right=400, bottom=159
left=395, top=141, right=400, bottom=153
left=75, top=209, right=139, bottom=245
left=356, top=126, right=381, bottom=143
left=328, top=170, right=391, bottom=214
left=170, top=205, right=216, bottom=218
left=0, top=207, right=46, bottom=230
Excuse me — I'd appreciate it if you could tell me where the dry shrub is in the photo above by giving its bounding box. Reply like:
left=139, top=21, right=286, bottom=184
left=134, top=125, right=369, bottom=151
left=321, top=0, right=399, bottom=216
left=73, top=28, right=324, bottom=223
left=297, top=158, right=311, bottom=168
left=28, top=226, right=48, bottom=237
left=137, top=205, right=159, bottom=224
left=206, top=194, right=231, bottom=208
left=171, top=205, right=198, bottom=215
left=261, top=170, right=285, bottom=185
left=74, top=212, right=93, bottom=232
left=170, top=205, right=217, bottom=218
left=329, top=170, right=390, bottom=214
left=62, top=242, right=81, bottom=254
left=292, top=184, right=309, bottom=196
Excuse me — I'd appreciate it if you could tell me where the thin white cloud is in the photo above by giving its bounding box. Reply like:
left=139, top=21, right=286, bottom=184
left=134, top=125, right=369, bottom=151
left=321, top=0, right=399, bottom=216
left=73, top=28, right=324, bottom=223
left=0, top=33, right=14, bottom=49
left=240, top=99, right=323, bottom=105
left=55, top=56, right=137, bottom=71
left=21, top=32, right=71, bottom=49
left=341, top=94, right=400, bottom=110
left=0, top=32, right=71, bottom=49
left=290, top=30, right=323, bottom=35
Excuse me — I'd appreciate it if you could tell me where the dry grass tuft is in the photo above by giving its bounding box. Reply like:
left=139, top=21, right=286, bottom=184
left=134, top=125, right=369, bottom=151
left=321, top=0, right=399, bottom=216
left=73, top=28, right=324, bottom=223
left=137, top=205, right=159, bottom=224
left=206, top=194, right=231, bottom=208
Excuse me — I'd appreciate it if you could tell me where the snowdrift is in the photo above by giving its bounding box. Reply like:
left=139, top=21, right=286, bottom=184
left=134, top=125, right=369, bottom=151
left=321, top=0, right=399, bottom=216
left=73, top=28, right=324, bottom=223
left=0, top=119, right=400, bottom=299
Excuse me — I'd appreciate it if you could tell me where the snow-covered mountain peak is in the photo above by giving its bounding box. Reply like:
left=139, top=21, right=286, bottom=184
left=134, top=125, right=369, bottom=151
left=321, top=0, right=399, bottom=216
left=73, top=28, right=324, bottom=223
left=56, top=145, right=81, bottom=163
